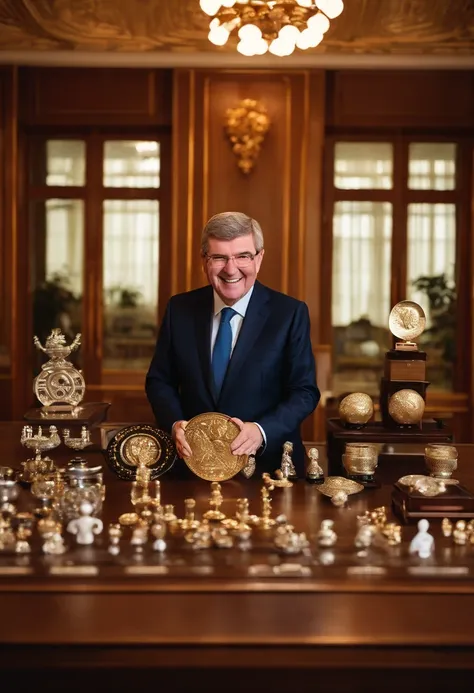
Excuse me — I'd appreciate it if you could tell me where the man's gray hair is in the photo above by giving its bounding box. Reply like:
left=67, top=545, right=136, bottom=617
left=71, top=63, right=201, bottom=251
left=201, top=212, right=264, bottom=254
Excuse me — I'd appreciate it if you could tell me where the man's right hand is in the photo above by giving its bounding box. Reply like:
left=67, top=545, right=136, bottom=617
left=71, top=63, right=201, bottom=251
left=172, top=420, right=191, bottom=458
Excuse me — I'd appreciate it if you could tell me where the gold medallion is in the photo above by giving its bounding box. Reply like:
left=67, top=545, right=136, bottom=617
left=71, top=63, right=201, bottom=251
left=388, top=300, right=426, bottom=343
left=183, top=412, right=247, bottom=481
left=106, top=424, right=176, bottom=480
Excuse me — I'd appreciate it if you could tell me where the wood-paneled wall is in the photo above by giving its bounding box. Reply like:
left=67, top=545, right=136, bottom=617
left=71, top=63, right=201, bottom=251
left=0, top=65, right=473, bottom=441
left=172, top=69, right=327, bottom=439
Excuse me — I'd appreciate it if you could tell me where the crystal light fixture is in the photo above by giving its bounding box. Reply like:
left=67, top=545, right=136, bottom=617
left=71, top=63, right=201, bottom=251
left=199, top=0, right=344, bottom=57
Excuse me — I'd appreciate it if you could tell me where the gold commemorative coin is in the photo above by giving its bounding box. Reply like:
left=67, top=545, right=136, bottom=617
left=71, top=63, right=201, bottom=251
left=183, top=412, right=247, bottom=482
left=388, top=300, right=426, bottom=342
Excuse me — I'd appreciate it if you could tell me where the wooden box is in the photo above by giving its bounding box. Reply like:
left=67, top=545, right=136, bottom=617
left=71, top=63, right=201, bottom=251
left=392, top=482, right=474, bottom=523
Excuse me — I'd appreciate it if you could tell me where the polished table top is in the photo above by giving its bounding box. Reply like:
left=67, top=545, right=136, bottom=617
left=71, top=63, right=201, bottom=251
left=1, top=421, right=474, bottom=678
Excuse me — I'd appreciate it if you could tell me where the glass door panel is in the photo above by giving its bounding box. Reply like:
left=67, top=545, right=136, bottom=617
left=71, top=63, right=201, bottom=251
left=102, top=199, right=159, bottom=371
left=103, top=141, right=160, bottom=188
left=30, top=140, right=86, bottom=186
left=407, top=203, right=456, bottom=391
left=334, top=142, right=393, bottom=189
left=332, top=201, right=393, bottom=396
left=31, top=198, right=84, bottom=367
left=408, top=143, right=456, bottom=190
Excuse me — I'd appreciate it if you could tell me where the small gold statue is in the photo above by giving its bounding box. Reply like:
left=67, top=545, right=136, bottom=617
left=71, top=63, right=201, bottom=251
left=185, top=519, right=212, bottom=550
left=254, top=484, right=276, bottom=530
left=441, top=517, right=453, bottom=538
left=203, top=482, right=226, bottom=521
left=108, top=523, right=122, bottom=556
left=317, top=519, right=337, bottom=547
left=281, top=441, right=297, bottom=480
left=453, top=520, right=468, bottom=545
left=305, top=447, right=324, bottom=484
left=274, top=519, right=309, bottom=555
left=151, top=513, right=167, bottom=552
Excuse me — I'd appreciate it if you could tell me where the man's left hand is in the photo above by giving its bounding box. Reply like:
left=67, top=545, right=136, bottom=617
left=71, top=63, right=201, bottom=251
left=230, top=418, right=263, bottom=456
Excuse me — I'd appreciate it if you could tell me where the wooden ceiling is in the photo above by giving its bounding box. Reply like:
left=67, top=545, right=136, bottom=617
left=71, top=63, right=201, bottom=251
left=0, top=0, right=472, bottom=64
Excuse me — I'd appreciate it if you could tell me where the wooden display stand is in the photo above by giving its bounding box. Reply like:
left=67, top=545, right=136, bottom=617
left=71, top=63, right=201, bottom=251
left=327, top=343, right=453, bottom=481
left=326, top=417, right=453, bottom=479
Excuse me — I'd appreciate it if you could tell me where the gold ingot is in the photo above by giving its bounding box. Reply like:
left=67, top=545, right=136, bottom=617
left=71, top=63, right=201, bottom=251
left=339, top=393, right=374, bottom=425
left=388, top=389, right=425, bottom=425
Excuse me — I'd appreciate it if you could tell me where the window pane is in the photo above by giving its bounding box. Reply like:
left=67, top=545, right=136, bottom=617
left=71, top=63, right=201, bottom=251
left=31, top=199, right=84, bottom=366
left=103, top=199, right=159, bottom=371
left=30, top=140, right=86, bottom=186
left=334, top=143, right=393, bottom=189
left=332, top=201, right=393, bottom=396
left=407, top=203, right=456, bottom=392
left=408, top=143, right=456, bottom=190
left=104, top=141, right=160, bottom=188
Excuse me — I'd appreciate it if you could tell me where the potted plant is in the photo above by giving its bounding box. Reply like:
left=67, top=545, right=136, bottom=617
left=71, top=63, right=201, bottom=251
left=412, top=272, right=456, bottom=363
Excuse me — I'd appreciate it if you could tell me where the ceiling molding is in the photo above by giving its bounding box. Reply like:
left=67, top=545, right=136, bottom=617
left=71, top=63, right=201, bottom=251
left=0, top=0, right=472, bottom=63
left=0, top=50, right=473, bottom=70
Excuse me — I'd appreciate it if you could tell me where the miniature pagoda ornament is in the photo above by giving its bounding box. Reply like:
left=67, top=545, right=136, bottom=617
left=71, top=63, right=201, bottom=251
left=33, top=329, right=85, bottom=413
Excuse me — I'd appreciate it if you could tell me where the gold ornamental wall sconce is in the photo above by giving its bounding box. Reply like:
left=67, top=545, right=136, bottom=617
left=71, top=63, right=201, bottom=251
left=224, top=98, right=271, bottom=175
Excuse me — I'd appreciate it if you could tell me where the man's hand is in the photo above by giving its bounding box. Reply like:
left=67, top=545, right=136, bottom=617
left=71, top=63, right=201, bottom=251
left=230, top=418, right=263, bottom=456
left=172, top=420, right=191, bottom=458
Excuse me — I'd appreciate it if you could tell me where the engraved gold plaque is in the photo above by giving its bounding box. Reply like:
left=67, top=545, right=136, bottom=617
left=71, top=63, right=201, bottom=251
left=106, top=424, right=176, bottom=480
left=183, top=412, right=247, bottom=482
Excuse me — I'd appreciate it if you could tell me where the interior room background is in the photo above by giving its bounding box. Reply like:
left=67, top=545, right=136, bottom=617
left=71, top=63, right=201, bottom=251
left=0, top=66, right=473, bottom=441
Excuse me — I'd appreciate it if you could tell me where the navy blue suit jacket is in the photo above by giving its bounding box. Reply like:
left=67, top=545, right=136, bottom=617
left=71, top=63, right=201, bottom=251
left=145, top=281, right=320, bottom=475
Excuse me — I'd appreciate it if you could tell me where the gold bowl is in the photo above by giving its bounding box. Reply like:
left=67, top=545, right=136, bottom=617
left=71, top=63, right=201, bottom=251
left=424, top=444, right=458, bottom=479
left=342, top=453, right=378, bottom=476
left=425, top=444, right=458, bottom=460
left=388, top=389, right=425, bottom=425
left=339, top=393, right=374, bottom=426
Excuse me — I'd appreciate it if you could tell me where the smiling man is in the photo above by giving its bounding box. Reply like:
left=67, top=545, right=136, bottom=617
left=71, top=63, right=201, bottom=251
left=145, top=211, right=320, bottom=476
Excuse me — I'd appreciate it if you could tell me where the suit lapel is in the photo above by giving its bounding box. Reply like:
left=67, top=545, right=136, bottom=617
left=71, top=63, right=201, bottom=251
left=219, top=281, right=270, bottom=400
left=194, top=287, right=215, bottom=403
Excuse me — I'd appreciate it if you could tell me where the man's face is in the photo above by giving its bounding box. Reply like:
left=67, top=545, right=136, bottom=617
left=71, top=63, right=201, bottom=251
left=202, top=234, right=264, bottom=306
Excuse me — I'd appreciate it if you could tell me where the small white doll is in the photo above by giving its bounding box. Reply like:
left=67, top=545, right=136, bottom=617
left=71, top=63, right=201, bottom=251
left=409, top=518, right=434, bottom=559
left=67, top=501, right=103, bottom=545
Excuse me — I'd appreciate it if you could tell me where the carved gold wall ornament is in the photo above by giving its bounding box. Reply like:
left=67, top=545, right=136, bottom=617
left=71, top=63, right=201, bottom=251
left=224, top=99, right=270, bottom=175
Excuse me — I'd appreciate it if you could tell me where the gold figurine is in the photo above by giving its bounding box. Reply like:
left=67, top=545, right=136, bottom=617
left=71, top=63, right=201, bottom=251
left=203, top=482, right=226, bottom=521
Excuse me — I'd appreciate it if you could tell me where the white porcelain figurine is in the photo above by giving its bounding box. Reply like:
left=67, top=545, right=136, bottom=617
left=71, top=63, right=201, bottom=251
left=67, top=501, right=103, bottom=545
left=409, top=518, right=434, bottom=559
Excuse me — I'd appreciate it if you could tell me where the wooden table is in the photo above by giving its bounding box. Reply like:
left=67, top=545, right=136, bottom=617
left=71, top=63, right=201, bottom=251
left=1, top=422, right=474, bottom=692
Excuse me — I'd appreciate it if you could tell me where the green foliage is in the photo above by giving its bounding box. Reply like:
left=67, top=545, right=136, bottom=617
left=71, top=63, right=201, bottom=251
left=33, top=271, right=81, bottom=342
left=412, top=273, right=456, bottom=363
left=106, top=285, right=143, bottom=308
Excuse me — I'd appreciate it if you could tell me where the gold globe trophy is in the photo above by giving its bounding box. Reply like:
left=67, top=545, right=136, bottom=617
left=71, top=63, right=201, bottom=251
left=338, top=392, right=374, bottom=430
left=381, top=300, right=428, bottom=429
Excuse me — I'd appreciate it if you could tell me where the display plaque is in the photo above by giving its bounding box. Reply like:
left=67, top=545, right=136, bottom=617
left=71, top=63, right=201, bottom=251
left=105, top=424, right=176, bottom=480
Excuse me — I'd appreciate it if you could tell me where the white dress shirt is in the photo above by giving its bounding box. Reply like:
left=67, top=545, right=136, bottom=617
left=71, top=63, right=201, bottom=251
left=211, top=285, right=254, bottom=356
left=212, top=285, right=266, bottom=447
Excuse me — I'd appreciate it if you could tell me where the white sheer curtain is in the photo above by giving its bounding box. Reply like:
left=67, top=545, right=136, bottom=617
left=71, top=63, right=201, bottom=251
left=103, top=200, right=159, bottom=308
left=332, top=201, right=392, bottom=328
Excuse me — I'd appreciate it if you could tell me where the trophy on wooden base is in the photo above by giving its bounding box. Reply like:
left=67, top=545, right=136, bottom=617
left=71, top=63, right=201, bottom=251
left=380, top=300, right=429, bottom=430
left=24, top=329, right=110, bottom=426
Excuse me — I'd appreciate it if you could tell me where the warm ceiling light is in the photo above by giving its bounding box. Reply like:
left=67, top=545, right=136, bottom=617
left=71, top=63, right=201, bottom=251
left=199, top=0, right=344, bottom=57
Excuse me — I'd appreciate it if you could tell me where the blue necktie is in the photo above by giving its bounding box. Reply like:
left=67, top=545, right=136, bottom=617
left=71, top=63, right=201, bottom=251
left=212, top=307, right=236, bottom=396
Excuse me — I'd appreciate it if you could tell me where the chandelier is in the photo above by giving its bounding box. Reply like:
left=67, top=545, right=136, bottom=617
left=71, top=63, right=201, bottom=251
left=199, top=0, right=344, bottom=57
